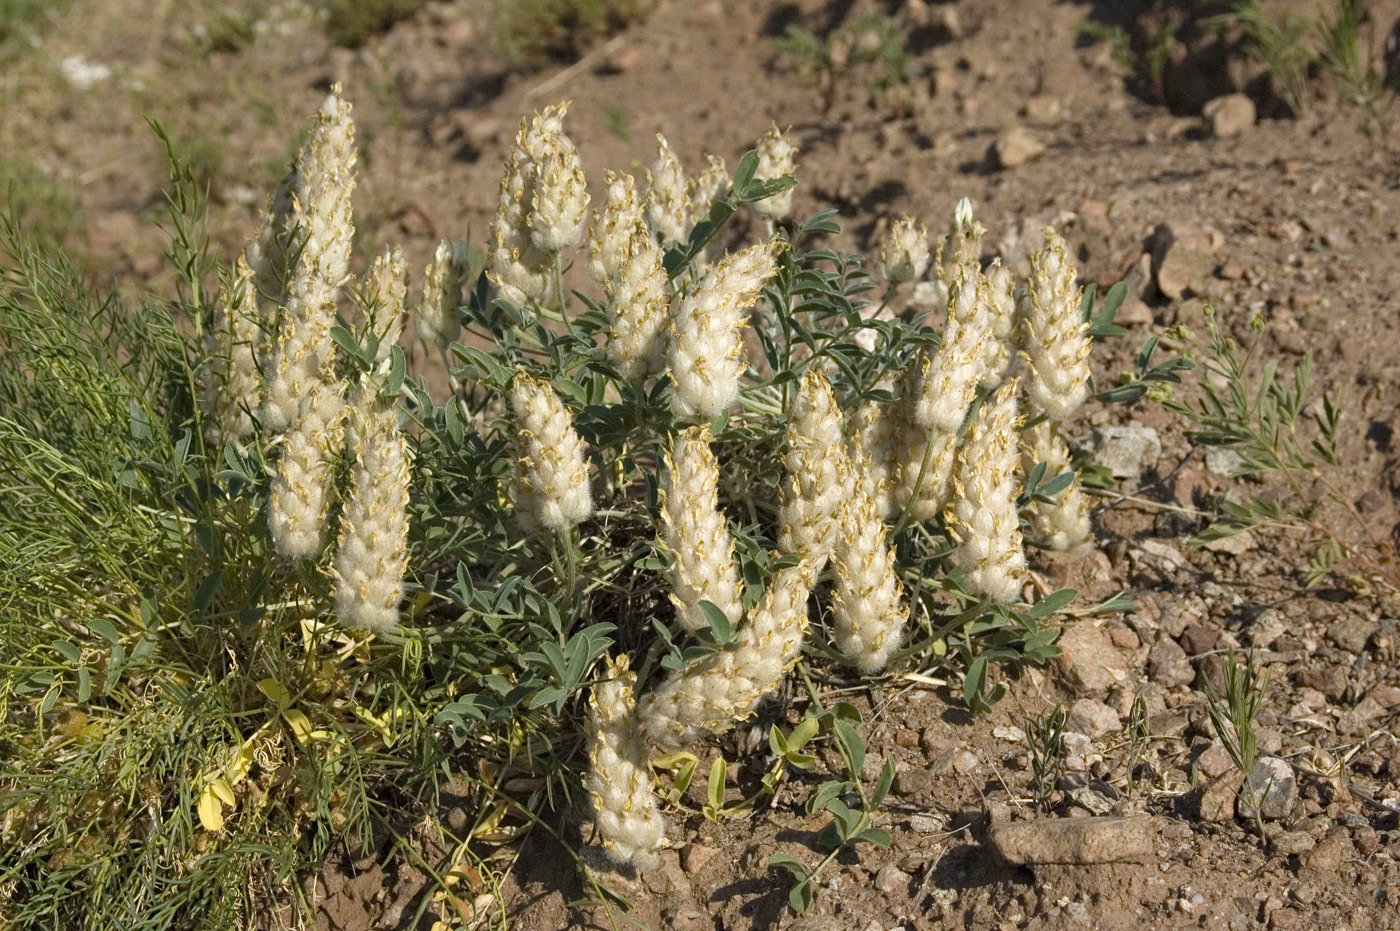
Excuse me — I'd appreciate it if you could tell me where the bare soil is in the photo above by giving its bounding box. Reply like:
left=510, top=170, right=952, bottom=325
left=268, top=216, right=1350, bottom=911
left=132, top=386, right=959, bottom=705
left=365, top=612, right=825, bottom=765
left=10, top=0, right=1400, bottom=928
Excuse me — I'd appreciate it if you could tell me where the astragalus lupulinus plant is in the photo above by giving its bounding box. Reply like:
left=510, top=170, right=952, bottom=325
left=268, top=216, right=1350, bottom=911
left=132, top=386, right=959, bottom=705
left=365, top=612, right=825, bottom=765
left=115, top=84, right=1135, bottom=920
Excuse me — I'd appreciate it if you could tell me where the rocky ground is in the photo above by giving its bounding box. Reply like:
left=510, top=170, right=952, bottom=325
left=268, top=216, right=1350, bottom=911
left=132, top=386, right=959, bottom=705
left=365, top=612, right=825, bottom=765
left=7, top=0, right=1400, bottom=928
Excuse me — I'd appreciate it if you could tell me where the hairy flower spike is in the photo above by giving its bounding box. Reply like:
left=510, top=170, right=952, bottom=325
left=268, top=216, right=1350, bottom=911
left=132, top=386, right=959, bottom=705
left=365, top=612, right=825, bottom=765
left=203, top=257, right=263, bottom=444
left=645, top=134, right=690, bottom=245
left=979, top=261, right=1016, bottom=390
left=488, top=103, right=585, bottom=307
left=832, top=436, right=908, bottom=673
left=927, top=197, right=986, bottom=314
left=334, top=404, right=411, bottom=632
left=264, top=86, right=357, bottom=433
left=890, top=361, right=959, bottom=521
left=270, top=379, right=347, bottom=559
left=950, top=379, right=1027, bottom=603
left=586, top=656, right=666, bottom=870
left=508, top=369, right=593, bottom=532
left=687, top=154, right=729, bottom=228
left=670, top=239, right=780, bottom=420
left=847, top=376, right=898, bottom=520
left=914, top=262, right=990, bottom=434
left=778, top=369, right=851, bottom=568
left=752, top=124, right=796, bottom=221
left=661, top=426, right=743, bottom=637
left=879, top=215, right=930, bottom=286
left=1021, top=227, right=1092, bottom=420
left=590, top=172, right=670, bottom=381
left=640, top=561, right=816, bottom=751
left=360, top=247, right=406, bottom=366
left=418, top=240, right=470, bottom=350
left=1021, top=419, right=1093, bottom=554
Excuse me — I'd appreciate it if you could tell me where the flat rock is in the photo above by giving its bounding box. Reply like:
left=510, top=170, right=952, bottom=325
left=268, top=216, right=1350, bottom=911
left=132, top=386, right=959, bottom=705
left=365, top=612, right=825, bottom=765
left=1067, top=698, right=1120, bottom=738
left=1056, top=622, right=1131, bottom=694
left=1148, top=638, right=1194, bottom=688
left=1090, top=425, right=1162, bottom=478
left=1327, top=615, right=1378, bottom=653
left=989, top=815, right=1158, bottom=864
left=1152, top=223, right=1216, bottom=301
left=1203, top=93, right=1256, bottom=137
left=992, top=125, right=1046, bottom=169
left=1203, top=529, right=1255, bottom=554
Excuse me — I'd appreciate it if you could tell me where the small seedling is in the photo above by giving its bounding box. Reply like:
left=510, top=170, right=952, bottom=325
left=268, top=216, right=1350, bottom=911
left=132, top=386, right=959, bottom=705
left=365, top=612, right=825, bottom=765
left=768, top=704, right=895, bottom=913
left=1202, top=649, right=1269, bottom=777
left=1024, top=703, right=1068, bottom=812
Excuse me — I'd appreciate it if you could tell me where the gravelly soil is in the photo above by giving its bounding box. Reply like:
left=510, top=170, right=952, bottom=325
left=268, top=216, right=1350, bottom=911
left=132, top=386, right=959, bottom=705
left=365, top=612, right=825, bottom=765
left=9, top=0, right=1400, bottom=928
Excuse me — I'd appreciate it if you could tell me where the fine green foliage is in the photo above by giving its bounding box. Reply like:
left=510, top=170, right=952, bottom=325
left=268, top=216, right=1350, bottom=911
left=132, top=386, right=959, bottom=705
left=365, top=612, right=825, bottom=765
left=497, top=0, right=654, bottom=63
left=1076, top=17, right=1176, bottom=103
left=1212, top=0, right=1394, bottom=123
left=1213, top=0, right=1314, bottom=112
left=1202, top=650, right=1269, bottom=776
left=0, top=157, right=83, bottom=255
left=318, top=0, right=425, bottom=49
left=1024, top=702, right=1068, bottom=812
left=767, top=704, right=894, bottom=914
left=1155, top=308, right=1399, bottom=592
left=774, top=11, right=908, bottom=110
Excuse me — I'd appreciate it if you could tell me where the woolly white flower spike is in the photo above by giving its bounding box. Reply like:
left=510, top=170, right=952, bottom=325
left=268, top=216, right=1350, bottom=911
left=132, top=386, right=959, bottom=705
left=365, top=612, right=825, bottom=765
left=846, top=376, right=898, bottom=520
left=687, top=154, right=729, bottom=229
left=913, top=262, right=990, bottom=434
left=1021, top=419, right=1093, bottom=555
left=950, top=379, right=1027, bottom=603
left=586, top=656, right=666, bottom=871
left=879, top=215, right=930, bottom=287
left=590, top=172, right=671, bottom=381
left=978, top=261, right=1017, bottom=390
left=418, top=240, right=471, bottom=350
left=270, top=378, right=348, bottom=559
left=661, top=425, right=743, bottom=637
left=203, top=256, right=262, bottom=444
left=1020, top=227, right=1092, bottom=421
left=524, top=113, right=589, bottom=253
left=489, top=104, right=582, bottom=308
left=645, top=134, right=690, bottom=246
left=508, top=369, right=593, bottom=532
left=334, top=404, right=411, bottom=632
left=927, top=197, right=985, bottom=314
left=890, top=361, right=959, bottom=521
left=832, top=435, right=908, bottom=673
left=778, top=369, right=852, bottom=567
left=265, top=85, right=357, bottom=433
left=360, top=247, right=406, bottom=367
left=670, top=239, right=780, bottom=420
left=752, top=124, right=797, bottom=222
left=640, top=560, right=817, bottom=752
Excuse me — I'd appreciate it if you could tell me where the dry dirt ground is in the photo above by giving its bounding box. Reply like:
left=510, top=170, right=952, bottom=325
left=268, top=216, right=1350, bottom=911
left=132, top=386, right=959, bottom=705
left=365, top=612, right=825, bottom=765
left=8, top=0, right=1400, bottom=928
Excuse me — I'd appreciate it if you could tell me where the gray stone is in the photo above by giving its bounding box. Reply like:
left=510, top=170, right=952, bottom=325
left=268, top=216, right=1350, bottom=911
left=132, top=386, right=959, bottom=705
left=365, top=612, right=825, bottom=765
left=1337, top=696, right=1386, bottom=736
left=992, top=125, right=1046, bottom=169
left=1131, top=537, right=1187, bottom=574
left=1240, top=758, right=1298, bottom=821
left=1272, top=830, right=1315, bottom=856
left=1090, top=425, right=1162, bottom=478
left=1067, top=698, right=1121, bottom=738
left=1203, top=93, right=1256, bottom=137
left=1148, top=637, right=1194, bottom=688
left=1327, top=615, right=1378, bottom=653
left=1056, top=622, right=1131, bottom=694
left=874, top=863, right=911, bottom=894
left=988, top=815, right=1158, bottom=864
left=1205, top=445, right=1246, bottom=477
left=1203, top=529, right=1255, bottom=555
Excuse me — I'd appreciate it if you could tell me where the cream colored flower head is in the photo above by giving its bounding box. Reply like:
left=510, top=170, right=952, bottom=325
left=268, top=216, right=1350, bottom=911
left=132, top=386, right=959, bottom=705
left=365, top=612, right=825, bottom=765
left=752, top=124, right=797, bottom=221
